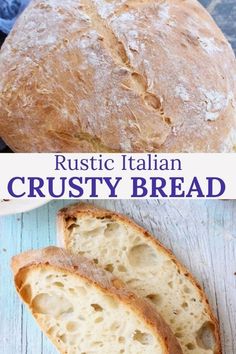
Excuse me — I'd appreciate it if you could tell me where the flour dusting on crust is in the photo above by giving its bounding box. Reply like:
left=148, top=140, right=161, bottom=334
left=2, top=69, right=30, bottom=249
left=0, top=0, right=235, bottom=152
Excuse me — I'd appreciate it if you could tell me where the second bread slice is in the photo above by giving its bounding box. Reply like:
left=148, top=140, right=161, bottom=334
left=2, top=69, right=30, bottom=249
left=58, top=203, right=221, bottom=354
left=12, top=246, right=182, bottom=354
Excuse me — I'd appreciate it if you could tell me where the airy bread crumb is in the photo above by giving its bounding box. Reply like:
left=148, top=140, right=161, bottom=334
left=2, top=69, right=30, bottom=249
left=11, top=247, right=183, bottom=354
left=58, top=203, right=221, bottom=354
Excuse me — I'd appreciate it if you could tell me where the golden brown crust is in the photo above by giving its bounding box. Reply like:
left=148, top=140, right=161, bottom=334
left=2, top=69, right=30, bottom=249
left=0, top=0, right=235, bottom=152
left=57, top=202, right=222, bottom=354
left=12, top=246, right=183, bottom=354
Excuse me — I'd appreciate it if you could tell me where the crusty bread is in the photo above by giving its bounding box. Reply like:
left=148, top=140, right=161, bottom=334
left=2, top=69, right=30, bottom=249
left=58, top=203, right=221, bottom=354
left=11, top=246, right=183, bottom=354
left=0, top=0, right=235, bottom=152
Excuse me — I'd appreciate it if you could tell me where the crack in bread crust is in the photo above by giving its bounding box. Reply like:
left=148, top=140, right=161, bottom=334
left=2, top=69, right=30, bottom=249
left=82, top=0, right=169, bottom=133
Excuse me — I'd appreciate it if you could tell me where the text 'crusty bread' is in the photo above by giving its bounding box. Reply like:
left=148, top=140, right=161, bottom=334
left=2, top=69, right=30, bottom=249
left=58, top=203, right=221, bottom=354
left=0, top=0, right=235, bottom=152
left=11, top=246, right=183, bottom=354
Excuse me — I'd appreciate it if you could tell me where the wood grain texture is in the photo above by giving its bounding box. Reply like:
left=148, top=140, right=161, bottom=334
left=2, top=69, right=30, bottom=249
left=0, top=200, right=235, bottom=354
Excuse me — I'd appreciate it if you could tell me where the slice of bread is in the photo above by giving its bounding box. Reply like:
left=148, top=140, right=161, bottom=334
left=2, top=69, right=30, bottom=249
left=58, top=203, right=221, bottom=354
left=11, top=247, right=183, bottom=354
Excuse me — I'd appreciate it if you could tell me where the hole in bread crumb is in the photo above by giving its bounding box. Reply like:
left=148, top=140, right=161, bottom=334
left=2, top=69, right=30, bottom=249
left=105, top=264, right=114, bottom=273
left=183, top=285, right=191, bottom=294
left=66, top=321, right=79, bottom=333
left=82, top=227, right=106, bottom=238
left=104, top=223, right=113, bottom=234
left=146, top=294, right=162, bottom=306
left=175, top=332, right=183, bottom=338
left=69, top=288, right=76, bottom=295
left=53, top=282, right=64, bottom=288
left=110, top=322, right=120, bottom=331
left=32, top=293, right=73, bottom=317
left=91, top=304, right=103, bottom=312
left=196, top=322, right=216, bottom=350
left=176, top=326, right=183, bottom=332
left=104, top=222, right=127, bottom=241
left=59, top=334, right=67, bottom=343
left=168, top=281, right=173, bottom=289
left=93, top=259, right=99, bottom=264
left=46, top=274, right=53, bottom=280
left=173, top=309, right=180, bottom=315
left=118, top=265, right=127, bottom=273
left=186, top=343, right=195, bottom=350
left=133, top=330, right=153, bottom=345
left=95, top=317, right=104, bottom=323
left=47, top=326, right=55, bottom=336
left=78, top=251, right=85, bottom=256
left=91, top=341, right=103, bottom=348
left=119, top=336, right=125, bottom=344
left=181, top=302, right=188, bottom=309
left=128, top=244, right=158, bottom=267
left=20, top=284, right=32, bottom=303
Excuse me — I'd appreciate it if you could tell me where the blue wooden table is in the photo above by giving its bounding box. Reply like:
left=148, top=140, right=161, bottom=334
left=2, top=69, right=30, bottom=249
left=0, top=200, right=68, bottom=354
left=0, top=200, right=236, bottom=354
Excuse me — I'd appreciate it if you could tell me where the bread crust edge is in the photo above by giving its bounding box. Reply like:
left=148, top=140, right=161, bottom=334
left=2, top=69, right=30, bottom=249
left=11, top=246, right=183, bottom=354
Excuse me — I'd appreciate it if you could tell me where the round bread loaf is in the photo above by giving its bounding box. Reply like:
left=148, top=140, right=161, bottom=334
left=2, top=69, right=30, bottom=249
left=0, top=0, right=235, bottom=152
